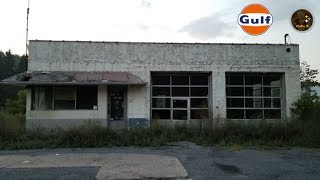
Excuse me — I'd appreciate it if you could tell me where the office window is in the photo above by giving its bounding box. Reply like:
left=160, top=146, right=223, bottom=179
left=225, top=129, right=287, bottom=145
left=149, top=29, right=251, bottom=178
left=32, top=86, right=97, bottom=110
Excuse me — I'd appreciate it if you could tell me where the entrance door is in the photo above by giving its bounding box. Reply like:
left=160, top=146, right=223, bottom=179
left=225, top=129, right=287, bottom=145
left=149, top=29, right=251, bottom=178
left=172, top=98, right=189, bottom=120
left=108, top=86, right=127, bottom=128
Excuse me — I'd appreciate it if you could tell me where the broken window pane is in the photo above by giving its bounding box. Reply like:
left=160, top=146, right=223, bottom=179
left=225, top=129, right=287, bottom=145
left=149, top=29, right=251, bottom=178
left=227, top=98, right=244, bottom=108
left=227, top=109, right=244, bottom=119
left=191, top=98, right=208, bottom=108
left=173, top=110, right=188, bottom=120
left=263, top=76, right=281, bottom=86
left=263, top=87, right=280, bottom=97
left=152, top=98, right=171, bottom=108
left=76, top=86, right=98, bottom=109
left=226, top=75, right=244, bottom=85
left=227, top=87, right=244, bottom=96
left=263, top=98, right=280, bottom=108
left=264, top=110, right=281, bottom=119
left=153, top=87, right=170, bottom=96
left=246, top=109, right=263, bottom=119
left=191, top=75, right=208, bottom=85
left=54, top=86, right=75, bottom=110
left=191, top=87, right=208, bottom=96
left=173, top=99, right=187, bottom=108
left=191, top=109, right=208, bottom=119
left=172, top=87, right=189, bottom=96
left=245, top=76, right=262, bottom=86
left=172, top=76, right=189, bottom=85
left=152, top=76, right=170, bottom=85
left=152, top=110, right=171, bottom=119
left=245, top=87, right=262, bottom=96
left=245, top=98, right=262, bottom=108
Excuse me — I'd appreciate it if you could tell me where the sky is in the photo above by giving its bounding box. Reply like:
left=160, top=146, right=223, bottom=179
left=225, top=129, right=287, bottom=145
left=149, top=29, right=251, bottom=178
left=0, top=0, right=319, bottom=72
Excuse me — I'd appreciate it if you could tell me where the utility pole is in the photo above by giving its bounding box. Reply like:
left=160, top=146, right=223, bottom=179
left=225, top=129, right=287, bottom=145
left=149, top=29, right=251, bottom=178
left=25, top=0, right=30, bottom=70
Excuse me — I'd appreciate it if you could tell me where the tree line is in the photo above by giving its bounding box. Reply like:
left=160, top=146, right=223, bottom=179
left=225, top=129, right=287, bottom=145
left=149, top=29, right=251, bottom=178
left=0, top=50, right=27, bottom=107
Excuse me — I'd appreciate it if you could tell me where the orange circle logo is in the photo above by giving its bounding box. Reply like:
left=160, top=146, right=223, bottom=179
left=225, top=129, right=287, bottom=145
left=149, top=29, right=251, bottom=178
left=238, top=4, right=273, bottom=36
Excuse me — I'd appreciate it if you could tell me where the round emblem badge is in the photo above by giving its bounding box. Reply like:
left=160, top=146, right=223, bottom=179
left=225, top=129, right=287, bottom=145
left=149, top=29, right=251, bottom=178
left=291, top=9, right=313, bottom=32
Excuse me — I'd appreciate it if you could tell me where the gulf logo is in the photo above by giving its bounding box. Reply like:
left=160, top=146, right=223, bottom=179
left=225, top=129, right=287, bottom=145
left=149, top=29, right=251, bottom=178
left=238, top=4, right=273, bottom=35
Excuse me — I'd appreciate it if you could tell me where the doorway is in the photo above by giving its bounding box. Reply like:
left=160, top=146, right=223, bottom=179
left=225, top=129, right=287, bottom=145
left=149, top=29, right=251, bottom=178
left=108, top=86, right=127, bottom=128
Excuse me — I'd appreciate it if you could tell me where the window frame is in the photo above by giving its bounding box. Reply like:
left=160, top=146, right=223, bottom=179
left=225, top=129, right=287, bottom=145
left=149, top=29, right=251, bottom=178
left=151, top=73, right=210, bottom=120
left=31, top=85, right=98, bottom=111
left=226, top=73, right=283, bottom=120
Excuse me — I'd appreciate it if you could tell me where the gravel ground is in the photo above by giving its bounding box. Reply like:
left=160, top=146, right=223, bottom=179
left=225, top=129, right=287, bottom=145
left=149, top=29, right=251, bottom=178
left=0, top=141, right=320, bottom=180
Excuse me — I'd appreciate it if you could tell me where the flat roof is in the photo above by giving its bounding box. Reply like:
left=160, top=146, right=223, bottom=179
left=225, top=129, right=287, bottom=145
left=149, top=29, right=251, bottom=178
left=29, top=40, right=299, bottom=46
left=0, top=71, right=147, bottom=86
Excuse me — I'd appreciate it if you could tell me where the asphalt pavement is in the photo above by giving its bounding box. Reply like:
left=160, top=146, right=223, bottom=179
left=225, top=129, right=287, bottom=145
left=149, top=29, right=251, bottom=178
left=0, top=141, right=320, bottom=180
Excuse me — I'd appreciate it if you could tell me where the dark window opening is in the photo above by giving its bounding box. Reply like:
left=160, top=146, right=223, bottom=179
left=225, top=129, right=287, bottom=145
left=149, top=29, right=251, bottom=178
left=173, top=99, right=187, bottom=108
left=245, top=87, right=262, bottom=96
left=173, top=110, right=188, bottom=120
left=245, top=76, right=262, bottom=85
left=227, top=87, right=244, bottom=96
left=152, top=76, right=170, bottom=85
left=227, top=98, right=244, bottom=108
left=152, top=110, right=171, bottom=119
left=172, top=87, right=189, bottom=96
left=226, top=75, right=244, bottom=85
left=191, top=98, right=208, bottom=108
left=191, top=109, right=209, bottom=119
left=153, top=87, right=170, bottom=96
left=246, top=109, right=263, bottom=119
left=191, top=75, right=208, bottom=85
left=227, top=109, right=244, bottom=119
left=172, top=76, right=189, bottom=85
left=76, top=86, right=98, bottom=109
left=191, top=87, right=208, bottom=96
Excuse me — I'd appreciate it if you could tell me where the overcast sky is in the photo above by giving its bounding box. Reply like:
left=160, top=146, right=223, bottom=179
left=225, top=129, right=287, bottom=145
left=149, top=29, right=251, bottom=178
left=0, top=0, right=319, bottom=71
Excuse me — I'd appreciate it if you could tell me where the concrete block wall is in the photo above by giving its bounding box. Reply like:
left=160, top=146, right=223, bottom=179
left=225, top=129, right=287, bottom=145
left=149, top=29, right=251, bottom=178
left=27, top=41, right=301, bottom=128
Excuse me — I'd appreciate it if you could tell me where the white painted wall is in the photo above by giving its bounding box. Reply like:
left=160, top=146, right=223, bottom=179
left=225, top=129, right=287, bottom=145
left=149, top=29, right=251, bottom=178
left=26, top=41, right=301, bottom=129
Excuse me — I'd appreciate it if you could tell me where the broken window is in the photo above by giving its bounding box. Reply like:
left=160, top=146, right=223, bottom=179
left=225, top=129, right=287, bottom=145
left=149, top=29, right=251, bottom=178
left=152, top=110, right=171, bottom=119
left=31, top=85, right=98, bottom=110
left=226, top=73, right=283, bottom=119
left=151, top=73, right=210, bottom=120
left=76, top=86, right=98, bottom=109
left=152, top=98, right=170, bottom=108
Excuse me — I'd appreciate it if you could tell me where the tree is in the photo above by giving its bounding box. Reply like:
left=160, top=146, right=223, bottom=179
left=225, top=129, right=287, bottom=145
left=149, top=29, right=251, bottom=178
left=300, top=61, right=319, bottom=92
left=0, top=50, right=26, bottom=107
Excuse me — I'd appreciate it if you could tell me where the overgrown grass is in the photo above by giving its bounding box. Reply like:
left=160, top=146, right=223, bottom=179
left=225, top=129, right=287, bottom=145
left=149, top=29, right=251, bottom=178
left=1, top=93, right=320, bottom=150
left=0, top=118, right=319, bottom=150
left=0, top=111, right=25, bottom=139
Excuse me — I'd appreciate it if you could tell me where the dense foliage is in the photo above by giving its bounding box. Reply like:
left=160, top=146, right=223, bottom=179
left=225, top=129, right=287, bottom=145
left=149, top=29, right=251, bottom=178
left=0, top=50, right=27, bottom=107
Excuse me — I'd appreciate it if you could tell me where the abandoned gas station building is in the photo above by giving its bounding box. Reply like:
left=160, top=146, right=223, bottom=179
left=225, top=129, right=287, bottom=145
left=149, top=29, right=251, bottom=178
left=1, top=40, right=301, bottom=129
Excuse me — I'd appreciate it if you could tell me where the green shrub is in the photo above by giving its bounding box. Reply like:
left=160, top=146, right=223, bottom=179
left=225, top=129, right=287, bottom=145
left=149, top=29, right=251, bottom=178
left=0, top=111, right=25, bottom=139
